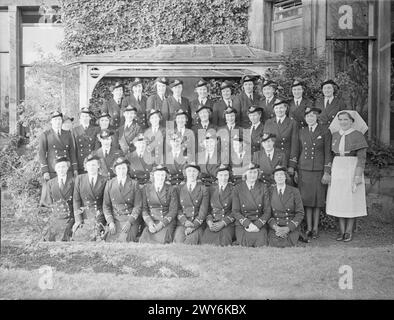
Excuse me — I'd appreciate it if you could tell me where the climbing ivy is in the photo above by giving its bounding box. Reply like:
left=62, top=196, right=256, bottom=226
left=59, top=0, right=250, bottom=58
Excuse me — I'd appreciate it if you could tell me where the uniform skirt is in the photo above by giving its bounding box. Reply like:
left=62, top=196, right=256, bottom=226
left=201, top=224, right=235, bottom=246
left=234, top=225, right=268, bottom=247
left=173, top=225, right=204, bottom=245
left=268, top=228, right=300, bottom=247
left=43, top=215, right=74, bottom=242
left=298, top=170, right=326, bottom=207
left=104, top=215, right=140, bottom=242
left=139, top=221, right=176, bottom=244
left=326, top=156, right=367, bottom=218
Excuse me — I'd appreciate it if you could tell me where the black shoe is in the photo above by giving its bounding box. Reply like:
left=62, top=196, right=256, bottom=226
left=312, top=230, right=319, bottom=239
left=336, top=233, right=344, bottom=241
left=299, top=233, right=311, bottom=243
left=306, top=230, right=312, bottom=238
left=343, top=233, right=353, bottom=242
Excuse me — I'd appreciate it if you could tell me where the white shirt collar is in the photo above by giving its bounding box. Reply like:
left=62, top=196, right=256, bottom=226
left=117, top=177, right=126, bottom=185
left=251, top=122, right=260, bottom=129
left=219, top=183, right=228, bottom=190
left=58, top=176, right=67, bottom=183
left=134, top=93, right=141, bottom=101
left=294, top=98, right=302, bottom=104
left=277, top=184, right=286, bottom=194
left=309, top=123, right=318, bottom=132
left=187, top=181, right=196, bottom=190
left=276, top=115, right=286, bottom=123
left=265, top=149, right=274, bottom=157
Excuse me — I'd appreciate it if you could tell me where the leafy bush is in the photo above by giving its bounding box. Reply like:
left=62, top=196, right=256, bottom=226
left=264, top=48, right=327, bottom=102
left=2, top=54, right=78, bottom=237
left=60, top=0, right=250, bottom=58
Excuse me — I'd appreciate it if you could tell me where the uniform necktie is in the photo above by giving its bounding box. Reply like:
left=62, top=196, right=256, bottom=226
left=59, top=178, right=64, bottom=189
left=310, top=126, right=313, bottom=132
left=90, top=177, right=95, bottom=187
left=188, top=184, right=193, bottom=192
left=279, top=189, right=283, bottom=200
left=296, top=100, right=299, bottom=107
left=156, top=186, right=160, bottom=193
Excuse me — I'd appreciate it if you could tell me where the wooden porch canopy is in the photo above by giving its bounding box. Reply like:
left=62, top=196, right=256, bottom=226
left=66, top=44, right=282, bottom=108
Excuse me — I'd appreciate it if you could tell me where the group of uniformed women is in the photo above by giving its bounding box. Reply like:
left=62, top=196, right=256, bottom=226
left=40, top=76, right=368, bottom=246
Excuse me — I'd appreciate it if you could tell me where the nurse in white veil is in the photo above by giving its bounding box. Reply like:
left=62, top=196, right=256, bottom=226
left=326, top=110, right=368, bottom=242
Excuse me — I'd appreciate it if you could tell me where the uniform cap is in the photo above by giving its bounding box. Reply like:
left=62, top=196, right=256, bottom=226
left=220, top=80, right=233, bottom=91
left=304, top=107, right=322, bottom=116
left=184, top=162, right=201, bottom=172
left=99, top=129, right=114, bottom=139
left=169, top=79, right=183, bottom=88
left=261, top=133, right=277, bottom=142
left=113, top=156, right=130, bottom=169
left=195, top=79, right=208, bottom=88
left=130, top=77, right=143, bottom=87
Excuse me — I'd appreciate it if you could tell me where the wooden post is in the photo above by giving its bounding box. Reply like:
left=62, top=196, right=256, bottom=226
left=79, top=64, right=88, bottom=109
left=8, top=6, right=20, bottom=135
left=377, top=0, right=391, bottom=145
left=368, top=0, right=377, bottom=140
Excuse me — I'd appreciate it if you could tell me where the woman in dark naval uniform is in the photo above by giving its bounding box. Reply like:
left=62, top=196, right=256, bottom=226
left=294, top=107, right=332, bottom=239
left=231, top=163, right=271, bottom=247
left=139, top=165, right=178, bottom=244
left=268, top=166, right=305, bottom=247
left=201, top=164, right=235, bottom=246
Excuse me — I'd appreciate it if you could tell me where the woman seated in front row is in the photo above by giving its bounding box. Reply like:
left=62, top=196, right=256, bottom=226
left=139, top=165, right=178, bottom=244
left=231, top=163, right=271, bottom=247
left=201, top=164, right=235, bottom=246
left=267, top=166, right=305, bottom=247
left=174, top=163, right=209, bottom=245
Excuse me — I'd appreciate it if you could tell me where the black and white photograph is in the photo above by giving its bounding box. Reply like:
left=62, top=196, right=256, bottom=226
left=0, top=0, right=393, bottom=305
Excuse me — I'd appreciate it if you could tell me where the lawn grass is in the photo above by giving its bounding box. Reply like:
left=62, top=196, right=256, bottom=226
left=1, top=241, right=393, bottom=299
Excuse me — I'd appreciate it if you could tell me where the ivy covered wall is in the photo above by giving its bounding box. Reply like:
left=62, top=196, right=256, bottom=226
left=60, top=0, right=250, bottom=57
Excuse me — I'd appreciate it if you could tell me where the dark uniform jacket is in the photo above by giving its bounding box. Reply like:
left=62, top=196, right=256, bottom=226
left=92, top=146, right=124, bottom=180
left=217, top=124, right=242, bottom=165
left=294, top=124, right=332, bottom=173
left=207, top=183, right=235, bottom=226
left=230, top=149, right=252, bottom=184
left=166, top=151, right=190, bottom=185
left=126, top=151, right=154, bottom=186
left=73, top=173, right=107, bottom=223
left=117, top=121, right=142, bottom=155
left=141, top=183, right=178, bottom=226
left=47, top=175, right=75, bottom=220
left=144, top=126, right=166, bottom=164
left=314, top=96, right=347, bottom=127
left=252, top=148, right=287, bottom=184
left=146, top=93, right=167, bottom=114
left=197, top=150, right=221, bottom=186
left=39, top=128, right=78, bottom=177
left=190, top=98, right=214, bottom=127
left=212, top=98, right=237, bottom=127
left=231, top=181, right=271, bottom=229
left=263, top=116, right=299, bottom=166
left=72, top=125, right=100, bottom=172
left=124, top=94, right=148, bottom=129
left=246, top=122, right=265, bottom=154
left=161, top=96, right=191, bottom=125
left=177, top=181, right=209, bottom=228
left=192, top=123, right=217, bottom=149
left=103, top=177, right=142, bottom=224
left=233, top=91, right=263, bottom=128
left=261, top=96, right=277, bottom=122
left=268, top=185, right=304, bottom=231
left=102, top=97, right=127, bottom=130
left=288, top=97, right=312, bottom=128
